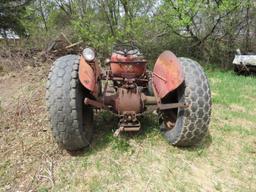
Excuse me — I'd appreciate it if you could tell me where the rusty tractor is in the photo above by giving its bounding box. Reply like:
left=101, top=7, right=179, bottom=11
left=46, top=43, right=211, bottom=151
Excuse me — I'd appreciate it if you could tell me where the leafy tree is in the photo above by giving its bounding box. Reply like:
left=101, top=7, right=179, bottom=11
left=2, top=0, right=255, bottom=68
left=0, top=0, right=31, bottom=37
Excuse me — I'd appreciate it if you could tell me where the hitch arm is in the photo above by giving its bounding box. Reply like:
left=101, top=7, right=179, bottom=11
left=143, top=95, right=188, bottom=110
left=84, top=98, right=107, bottom=109
left=158, top=102, right=188, bottom=110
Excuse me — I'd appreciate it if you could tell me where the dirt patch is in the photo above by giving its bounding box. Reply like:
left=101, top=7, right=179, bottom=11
left=244, top=95, right=256, bottom=102
left=229, top=104, right=246, bottom=113
left=229, top=118, right=255, bottom=129
left=0, top=63, right=70, bottom=191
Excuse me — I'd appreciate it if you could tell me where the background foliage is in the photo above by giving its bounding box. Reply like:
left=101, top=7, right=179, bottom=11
left=1, top=0, right=255, bottom=68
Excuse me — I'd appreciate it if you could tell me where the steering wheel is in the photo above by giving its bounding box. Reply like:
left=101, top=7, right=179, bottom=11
left=113, top=42, right=139, bottom=56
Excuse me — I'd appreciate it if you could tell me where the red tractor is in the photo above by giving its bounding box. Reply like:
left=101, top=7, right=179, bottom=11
left=46, top=43, right=211, bottom=151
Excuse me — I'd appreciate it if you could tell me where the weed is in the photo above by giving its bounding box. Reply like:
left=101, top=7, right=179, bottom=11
left=111, top=137, right=131, bottom=152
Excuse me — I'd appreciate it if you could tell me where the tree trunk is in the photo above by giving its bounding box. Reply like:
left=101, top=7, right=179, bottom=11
left=245, top=6, right=250, bottom=52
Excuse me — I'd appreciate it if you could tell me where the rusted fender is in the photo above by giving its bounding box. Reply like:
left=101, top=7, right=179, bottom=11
left=152, top=51, right=184, bottom=99
left=79, top=56, right=99, bottom=95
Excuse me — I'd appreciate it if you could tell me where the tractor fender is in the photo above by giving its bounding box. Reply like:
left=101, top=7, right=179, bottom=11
left=79, top=56, right=97, bottom=94
left=152, top=51, right=184, bottom=99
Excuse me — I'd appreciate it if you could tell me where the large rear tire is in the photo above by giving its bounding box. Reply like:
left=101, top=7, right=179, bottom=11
left=46, top=55, right=93, bottom=151
left=161, top=57, right=211, bottom=147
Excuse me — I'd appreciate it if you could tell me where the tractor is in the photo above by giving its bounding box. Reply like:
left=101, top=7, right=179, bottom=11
left=46, top=42, right=211, bottom=151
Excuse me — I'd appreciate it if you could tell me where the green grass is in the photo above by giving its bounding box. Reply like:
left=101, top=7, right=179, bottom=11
left=52, top=70, right=256, bottom=192
left=208, top=70, right=256, bottom=108
left=1, top=68, right=256, bottom=192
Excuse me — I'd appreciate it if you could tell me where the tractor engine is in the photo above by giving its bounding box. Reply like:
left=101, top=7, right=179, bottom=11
left=114, top=88, right=144, bottom=131
left=105, top=46, right=149, bottom=131
left=79, top=43, right=187, bottom=135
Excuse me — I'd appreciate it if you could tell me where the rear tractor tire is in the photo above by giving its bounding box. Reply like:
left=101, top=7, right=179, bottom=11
left=160, top=57, right=211, bottom=147
left=46, top=55, right=93, bottom=151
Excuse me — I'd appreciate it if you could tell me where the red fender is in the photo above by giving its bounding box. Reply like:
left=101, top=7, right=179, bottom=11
left=152, top=51, right=184, bottom=99
left=79, top=56, right=100, bottom=95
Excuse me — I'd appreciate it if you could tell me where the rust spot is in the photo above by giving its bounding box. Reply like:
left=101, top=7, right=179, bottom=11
left=153, top=51, right=184, bottom=99
left=79, top=56, right=95, bottom=91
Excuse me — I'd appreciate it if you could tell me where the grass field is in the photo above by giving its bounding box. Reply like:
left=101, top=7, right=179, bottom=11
left=0, top=65, right=256, bottom=192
